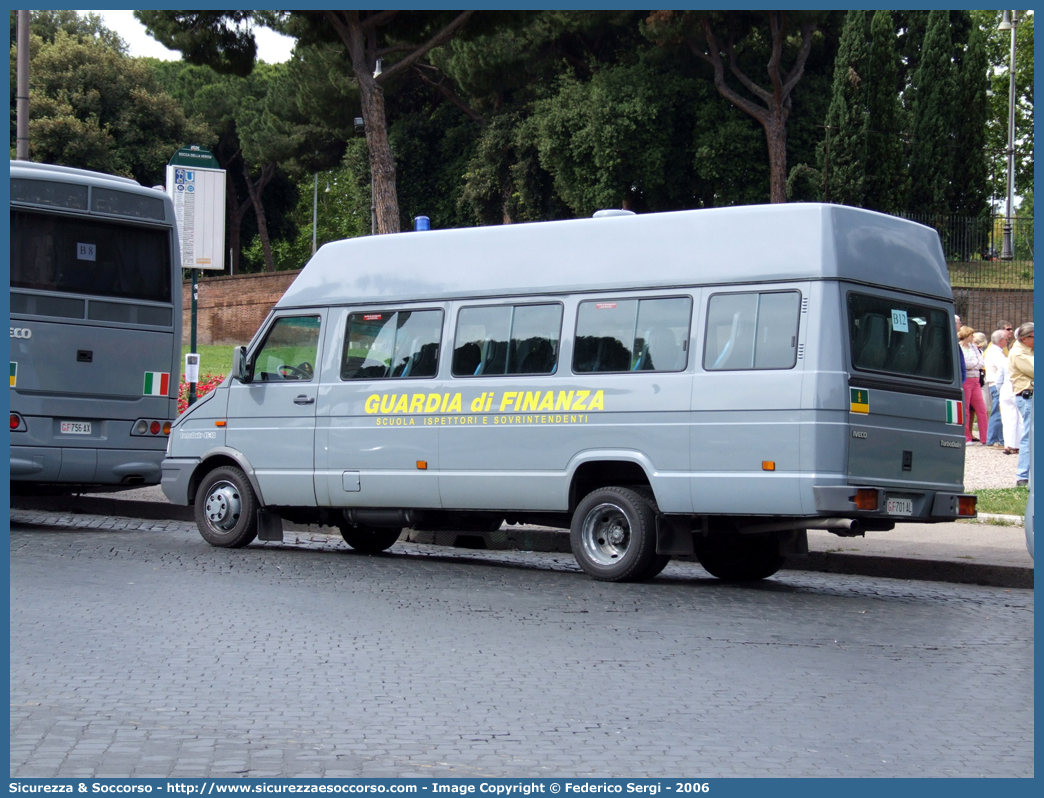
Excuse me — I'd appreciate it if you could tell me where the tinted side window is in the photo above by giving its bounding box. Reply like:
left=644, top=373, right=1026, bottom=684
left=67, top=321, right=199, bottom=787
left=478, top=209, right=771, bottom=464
left=574, top=297, right=692, bottom=373
left=255, top=316, right=321, bottom=382
left=452, top=304, right=562, bottom=377
left=704, top=291, right=800, bottom=371
left=341, top=310, right=443, bottom=380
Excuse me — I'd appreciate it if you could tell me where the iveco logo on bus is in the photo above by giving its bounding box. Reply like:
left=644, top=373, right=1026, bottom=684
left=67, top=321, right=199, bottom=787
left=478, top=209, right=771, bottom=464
left=10, top=327, right=32, bottom=339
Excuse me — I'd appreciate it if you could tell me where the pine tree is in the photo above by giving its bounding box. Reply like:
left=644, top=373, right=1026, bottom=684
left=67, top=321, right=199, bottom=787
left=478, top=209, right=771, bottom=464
left=819, top=10, right=869, bottom=206
left=908, top=10, right=956, bottom=216
left=863, top=10, right=906, bottom=212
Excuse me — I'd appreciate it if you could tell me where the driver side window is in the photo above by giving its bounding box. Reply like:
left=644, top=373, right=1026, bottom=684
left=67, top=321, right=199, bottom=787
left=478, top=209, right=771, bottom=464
left=254, top=315, right=321, bottom=381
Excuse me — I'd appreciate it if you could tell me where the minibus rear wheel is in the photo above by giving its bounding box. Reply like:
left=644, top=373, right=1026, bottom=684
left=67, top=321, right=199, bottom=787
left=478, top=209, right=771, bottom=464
left=339, top=524, right=403, bottom=553
left=693, top=532, right=784, bottom=581
left=570, top=487, right=661, bottom=582
left=194, top=465, right=259, bottom=548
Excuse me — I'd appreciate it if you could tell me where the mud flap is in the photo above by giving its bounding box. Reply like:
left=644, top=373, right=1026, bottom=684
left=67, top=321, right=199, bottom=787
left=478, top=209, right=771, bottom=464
left=656, top=515, right=694, bottom=555
left=257, top=508, right=283, bottom=541
left=778, top=529, right=809, bottom=557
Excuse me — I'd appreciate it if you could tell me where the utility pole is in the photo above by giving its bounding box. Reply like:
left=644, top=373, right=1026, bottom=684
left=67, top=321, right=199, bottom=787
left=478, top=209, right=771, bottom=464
left=16, top=10, right=30, bottom=161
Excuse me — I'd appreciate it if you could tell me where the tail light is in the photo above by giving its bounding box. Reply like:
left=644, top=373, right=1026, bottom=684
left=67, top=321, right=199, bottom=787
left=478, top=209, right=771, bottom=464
left=957, top=496, right=977, bottom=517
left=131, top=418, right=171, bottom=436
left=10, top=412, right=25, bottom=431
left=854, top=489, right=879, bottom=511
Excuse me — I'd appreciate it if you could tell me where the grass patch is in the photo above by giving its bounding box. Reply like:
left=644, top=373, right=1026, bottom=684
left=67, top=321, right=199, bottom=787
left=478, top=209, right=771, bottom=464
left=180, top=344, right=235, bottom=381
left=973, top=487, right=1029, bottom=516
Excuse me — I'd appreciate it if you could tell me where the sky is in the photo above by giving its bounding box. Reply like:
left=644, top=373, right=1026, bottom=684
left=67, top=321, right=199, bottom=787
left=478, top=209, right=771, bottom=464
left=83, top=10, right=296, bottom=64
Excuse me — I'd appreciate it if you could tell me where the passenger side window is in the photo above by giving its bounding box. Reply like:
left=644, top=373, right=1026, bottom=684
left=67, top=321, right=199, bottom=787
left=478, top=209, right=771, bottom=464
left=573, top=297, right=692, bottom=373
left=452, top=303, right=562, bottom=377
left=341, top=309, right=443, bottom=380
left=254, top=316, right=321, bottom=381
left=704, top=291, right=800, bottom=371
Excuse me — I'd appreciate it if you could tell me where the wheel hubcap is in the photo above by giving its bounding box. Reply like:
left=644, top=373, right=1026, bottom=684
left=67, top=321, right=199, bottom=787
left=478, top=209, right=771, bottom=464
left=204, top=481, right=241, bottom=531
left=581, top=502, right=631, bottom=565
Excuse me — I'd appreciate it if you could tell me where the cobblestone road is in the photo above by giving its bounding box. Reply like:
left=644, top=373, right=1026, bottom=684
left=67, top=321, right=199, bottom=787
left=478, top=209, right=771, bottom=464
left=10, top=509, right=1034, bottom=778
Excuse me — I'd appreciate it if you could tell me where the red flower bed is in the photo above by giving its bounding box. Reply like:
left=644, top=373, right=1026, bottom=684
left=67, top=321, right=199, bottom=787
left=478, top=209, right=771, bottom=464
left=178, top=373, right=226, bottom=414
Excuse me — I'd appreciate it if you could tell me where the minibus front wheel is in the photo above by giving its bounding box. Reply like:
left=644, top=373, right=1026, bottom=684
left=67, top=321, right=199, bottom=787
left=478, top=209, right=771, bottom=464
left=194, top=465, right=259, bottom=548
left=570, top=486, right=668, bottom=582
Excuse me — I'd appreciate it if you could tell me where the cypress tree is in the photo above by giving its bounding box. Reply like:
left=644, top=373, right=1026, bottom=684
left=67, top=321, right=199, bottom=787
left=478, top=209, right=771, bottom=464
left=820, top=10, right=869, bottom=206
left=908, top=10, right=956, bottom=217
left=950, top=22, right=990, bottom=218
left=863, top=10, right=906, bottom=213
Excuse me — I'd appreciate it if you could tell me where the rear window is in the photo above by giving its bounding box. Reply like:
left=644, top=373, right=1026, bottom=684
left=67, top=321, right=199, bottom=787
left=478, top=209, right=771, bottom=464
left=847, top=293, right=953, bottom=381
left=11, top=210, right=172, bottom=303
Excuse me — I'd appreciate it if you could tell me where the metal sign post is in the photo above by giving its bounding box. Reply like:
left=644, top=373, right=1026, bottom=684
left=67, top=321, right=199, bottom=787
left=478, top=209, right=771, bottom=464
left=165, top=146, right=226, bottom=407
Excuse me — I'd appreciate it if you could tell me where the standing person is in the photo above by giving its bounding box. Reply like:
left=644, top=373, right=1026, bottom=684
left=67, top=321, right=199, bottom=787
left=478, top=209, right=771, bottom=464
left=999, top=356, right=1023, bottom=454
left=955, top=315, right=966, bottom=382
left=997, top=320, right=1015, bottom=354
left=973, top=332, right=991, bottom=418
left=958, top=326, right=987, bottom=444
left=984, top=329, right=1008, bottom=446
left=1009, top=323, right=1034, bottom=487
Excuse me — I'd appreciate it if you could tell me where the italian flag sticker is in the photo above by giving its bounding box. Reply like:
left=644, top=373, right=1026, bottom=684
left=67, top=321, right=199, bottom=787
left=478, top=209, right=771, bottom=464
left=143, top=372, right=170, bottom=396
left=946, top=399, right=964, bottom=425
left=850, top=387, right=869, bottom=414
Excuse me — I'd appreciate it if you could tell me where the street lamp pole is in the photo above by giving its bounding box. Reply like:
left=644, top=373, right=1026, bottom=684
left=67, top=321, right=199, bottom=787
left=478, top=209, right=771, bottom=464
left=999, top=10, right=1018, bottom=260
left=312, top=171, right=319, bottom=255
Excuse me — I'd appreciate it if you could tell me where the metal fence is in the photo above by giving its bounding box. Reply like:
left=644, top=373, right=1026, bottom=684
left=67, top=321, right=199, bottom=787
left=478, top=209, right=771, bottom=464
left=896, top=213, right=1034, bottom=288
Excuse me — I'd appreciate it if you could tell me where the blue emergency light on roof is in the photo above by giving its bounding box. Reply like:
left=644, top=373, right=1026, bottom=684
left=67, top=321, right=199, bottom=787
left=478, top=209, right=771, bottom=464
left=414, top=216, right=430, bottom=231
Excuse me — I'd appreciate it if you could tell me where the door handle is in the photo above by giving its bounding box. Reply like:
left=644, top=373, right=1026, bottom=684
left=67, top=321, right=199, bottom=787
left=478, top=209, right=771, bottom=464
left=294, top=395, right=315, bottom=405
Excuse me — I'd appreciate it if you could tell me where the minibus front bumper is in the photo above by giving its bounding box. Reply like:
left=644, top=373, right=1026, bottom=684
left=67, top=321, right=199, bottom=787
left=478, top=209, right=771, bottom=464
left=160, top=457, right=198, bottom=505
left=813, top=485, right=976, bottom=523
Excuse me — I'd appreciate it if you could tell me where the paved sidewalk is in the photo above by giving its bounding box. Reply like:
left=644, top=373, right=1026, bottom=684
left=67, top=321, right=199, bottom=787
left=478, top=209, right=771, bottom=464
left=10, top=484, right=1033, bottom=589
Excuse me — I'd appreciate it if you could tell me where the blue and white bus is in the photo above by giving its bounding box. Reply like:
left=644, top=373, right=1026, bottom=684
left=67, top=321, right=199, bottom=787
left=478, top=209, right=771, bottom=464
left=10, top=160, right=182, bottom=491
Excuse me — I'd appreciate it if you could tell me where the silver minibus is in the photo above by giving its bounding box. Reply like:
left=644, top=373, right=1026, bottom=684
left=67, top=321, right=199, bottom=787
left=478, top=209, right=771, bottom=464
left=162, top=204, right=976, bottom=581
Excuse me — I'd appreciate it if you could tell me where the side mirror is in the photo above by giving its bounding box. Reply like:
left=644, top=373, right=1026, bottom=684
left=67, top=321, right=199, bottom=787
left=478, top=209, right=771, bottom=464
left=232, top=346, right=252, bottom=383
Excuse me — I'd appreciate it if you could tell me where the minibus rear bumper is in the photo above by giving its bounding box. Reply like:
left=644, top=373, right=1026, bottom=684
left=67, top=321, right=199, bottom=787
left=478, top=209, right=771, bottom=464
left=813, top=485, right=976, bottom=522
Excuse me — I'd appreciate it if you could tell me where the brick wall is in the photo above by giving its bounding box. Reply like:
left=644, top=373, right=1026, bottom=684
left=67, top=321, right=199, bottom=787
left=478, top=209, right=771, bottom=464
left=952, top=287, right=1035, bottom=337
left=181, top=270, right=301, bottom=345
left=184, top=272, right=1033, bottom=347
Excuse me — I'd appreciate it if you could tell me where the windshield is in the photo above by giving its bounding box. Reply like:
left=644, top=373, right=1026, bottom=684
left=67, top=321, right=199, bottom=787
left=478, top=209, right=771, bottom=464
left=11, top=210, right=172, bottom=303
left=847, top=292, right=953, bottom=381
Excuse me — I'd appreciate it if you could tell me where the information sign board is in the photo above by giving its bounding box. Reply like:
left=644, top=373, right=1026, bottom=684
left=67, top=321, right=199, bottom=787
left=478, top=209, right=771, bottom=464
left=165, top=146, right=226, bottom=271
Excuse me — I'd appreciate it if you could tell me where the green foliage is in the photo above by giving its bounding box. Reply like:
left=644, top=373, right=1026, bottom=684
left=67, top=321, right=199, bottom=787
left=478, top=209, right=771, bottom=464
left=526, top=62, right=702, bottom=216
left=951, top=23, right=990, bottom=218
left=9, top=10, right=126, bottom=53
left=244, top=140, right=373, bottom=271
left=12, top=29, right=208, bottom=186
left=908, top=10, right=956, bottom=216
left=135, top=11, right=260, bottom=77
left=864, top=10, right=906, bottom=212
left=820, top=10, right=869, bottom=206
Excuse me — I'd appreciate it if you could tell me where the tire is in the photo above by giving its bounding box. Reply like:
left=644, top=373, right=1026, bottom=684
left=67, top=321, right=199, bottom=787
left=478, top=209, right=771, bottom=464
left=194, top=466, right=258, bottom=548
left=570, top=486, right=660, bottom=582
left=338, top=524, right=402, bottom=553
left=693, top=532, right=785, bottom=581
